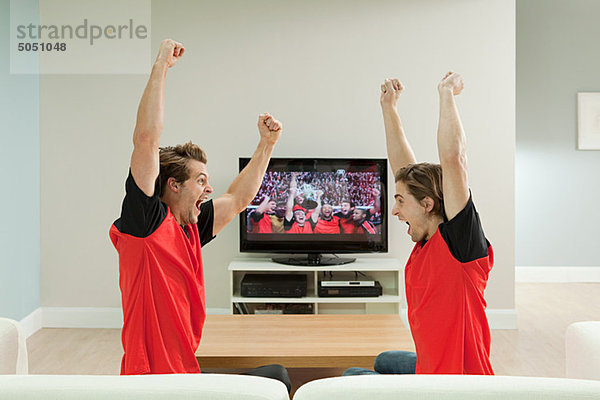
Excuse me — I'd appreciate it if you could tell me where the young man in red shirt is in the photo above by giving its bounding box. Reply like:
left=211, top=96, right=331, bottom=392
left=344, top=72, right=493, bottom=376
left=314, top=203, right=341, bottom=234
left=110, top=39, right=290, bottom=391
left=336, top=188, right=380, bottom=234
left=249, top=196, right=277, bottom=233
left=351, top=208, right=377, bottom=234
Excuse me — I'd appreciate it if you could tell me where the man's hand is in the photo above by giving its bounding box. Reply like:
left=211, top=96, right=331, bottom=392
left=438, top=71, right=464, bottom=96
left=371, top=187, right=380, bottom=198
left=380, top=78, right=403, bottom=108
left=155, top=39, right=185, bottom=68
left=258, top=113, right=282, bottom=145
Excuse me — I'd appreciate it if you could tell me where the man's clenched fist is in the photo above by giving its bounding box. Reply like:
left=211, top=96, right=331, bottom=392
left=380, top=78, right=403, bottom=108
left=438, top=71, right=464, bottom=96
left=156, top=39, right=185, bottom=68
left=258, top=113, right=282, bottom=145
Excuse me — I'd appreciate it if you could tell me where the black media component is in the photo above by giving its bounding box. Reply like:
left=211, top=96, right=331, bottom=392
left=272, top=254, right=355, bottom=266
left=241, top=274, right=307, bottom=298
left=318, top=281, right=383, bottom=297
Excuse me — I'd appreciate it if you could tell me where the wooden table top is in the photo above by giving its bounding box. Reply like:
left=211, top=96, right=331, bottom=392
left=196, top=314, right=414, bottom=368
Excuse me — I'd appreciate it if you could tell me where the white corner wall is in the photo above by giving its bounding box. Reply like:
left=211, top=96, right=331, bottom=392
left=516, top=0, right=600, bottom=273
left=40, top=0, right=515, bottom=326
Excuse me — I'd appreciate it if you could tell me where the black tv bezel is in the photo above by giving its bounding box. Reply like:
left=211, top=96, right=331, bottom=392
left=238, top=157, right=388, bottom=255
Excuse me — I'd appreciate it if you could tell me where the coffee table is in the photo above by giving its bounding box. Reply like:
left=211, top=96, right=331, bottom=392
left=196, top=314, right=414, bottom=369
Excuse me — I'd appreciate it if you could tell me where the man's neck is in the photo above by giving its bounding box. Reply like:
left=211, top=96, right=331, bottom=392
left=424, top=216, right=444, bottom=241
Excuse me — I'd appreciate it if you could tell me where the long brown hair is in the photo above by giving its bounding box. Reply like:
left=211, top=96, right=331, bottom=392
left=395, top=163, right=444, bottom=217
left=158, top=141, right=207, bottom=196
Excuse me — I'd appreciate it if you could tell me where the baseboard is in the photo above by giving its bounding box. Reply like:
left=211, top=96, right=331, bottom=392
left=516, top=266, right=600, bottom=282
left=25, top=307, right=517, bottom=331
left=34, top=307, right=231, bottom=330
left=43, top=307, right=124, bottom=329
left=401, top=308, right=518, bottom=331
left=207, top=307, right=231, bottom=315
left=20, top=307, right=43, bottom=338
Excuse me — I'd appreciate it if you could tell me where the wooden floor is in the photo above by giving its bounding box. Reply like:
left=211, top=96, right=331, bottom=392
left=27, top=283, right=600, bottom=393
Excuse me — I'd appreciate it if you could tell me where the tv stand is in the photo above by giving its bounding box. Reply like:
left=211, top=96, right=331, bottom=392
left=272, top=254, right=356, bottom=266
left=229, top=257, right=403, bottom=315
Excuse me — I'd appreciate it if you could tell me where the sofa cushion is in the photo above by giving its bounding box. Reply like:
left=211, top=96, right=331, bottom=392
left=0, top=374, right=289, bottom=400
left=292, top=375, right=600, bottom=400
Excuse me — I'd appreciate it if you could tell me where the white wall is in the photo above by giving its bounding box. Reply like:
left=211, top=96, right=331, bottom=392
left=516, top=0, right=600, bottom=268
left=40, top=0, right=515, bottom=315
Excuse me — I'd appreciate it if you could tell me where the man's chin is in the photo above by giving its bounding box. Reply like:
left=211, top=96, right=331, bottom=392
left=407, top=233, right=420, bottom=242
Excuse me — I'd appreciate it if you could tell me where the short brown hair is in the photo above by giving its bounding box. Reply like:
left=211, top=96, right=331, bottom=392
left=158, top=141, right=207, bottom=196
left=395, top=163, right=444, bottom=217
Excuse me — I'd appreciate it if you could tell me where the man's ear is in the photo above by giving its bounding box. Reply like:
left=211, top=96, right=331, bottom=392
left=421, top=196, right=435, bottom=213
left=167, top=177, right=180, bottom=193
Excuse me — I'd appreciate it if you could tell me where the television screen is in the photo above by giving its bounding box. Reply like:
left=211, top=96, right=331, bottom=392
left=239, top=158, right=388, bottom=263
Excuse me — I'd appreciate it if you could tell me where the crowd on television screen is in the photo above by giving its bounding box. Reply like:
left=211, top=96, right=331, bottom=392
left=246, top=171, right=383, bottom=235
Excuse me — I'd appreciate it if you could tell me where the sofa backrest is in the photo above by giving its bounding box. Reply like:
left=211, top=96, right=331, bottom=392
left=0, top=318, right=28, bottom=374
left=292, top=375, right=600, bottom=400
left=0, top=374, right=289, bottom=400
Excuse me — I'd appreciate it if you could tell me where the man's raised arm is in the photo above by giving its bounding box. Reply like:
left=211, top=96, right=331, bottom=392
left=437, top=72, right=469, bottom=220
left=130, top=39, right=184, bottom=196
left=212, top=113, right=282, bottom=235
left=380, top=78, right=417, bottom=176
left=285, top=173, right=298, bottom=222
left=311, top=191, right=323, bottom=224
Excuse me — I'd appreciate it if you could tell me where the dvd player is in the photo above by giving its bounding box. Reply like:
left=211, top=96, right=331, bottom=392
left=320, top=280, right=375, bottom=287
left=318, top=281, right=382, bottom=297
left=241, top=274, right=307, bottom=298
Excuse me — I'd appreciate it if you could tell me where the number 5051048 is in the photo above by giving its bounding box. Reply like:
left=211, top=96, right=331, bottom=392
left=18, top=42, right=66, bottom=51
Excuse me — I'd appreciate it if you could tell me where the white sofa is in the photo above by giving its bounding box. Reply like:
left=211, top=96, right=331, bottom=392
left=3, top=318, right=600, bottom=399
left=0, top=318, right=28, bottom=374
left=0, top=318, right=289, bottom=400
left=566, top=321, right=600, bottom=380
left=0, top=374, right=290, bottom=400
left=292, top=375, right=600, bottom=400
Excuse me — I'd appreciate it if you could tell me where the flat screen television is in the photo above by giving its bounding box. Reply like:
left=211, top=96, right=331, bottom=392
left=239, top=158, right=388, bottom=266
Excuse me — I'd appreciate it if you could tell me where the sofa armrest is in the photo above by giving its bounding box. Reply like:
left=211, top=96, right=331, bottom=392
left=0, top=318, right=28, bottom=374
left=566, top=321, right=600, bottom=380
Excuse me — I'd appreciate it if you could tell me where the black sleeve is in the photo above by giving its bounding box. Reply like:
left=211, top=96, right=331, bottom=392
left=438, top=193, right=490, bottom=263
left=114, top=170, right=167, bottom=238
left=250, top=210, right=263, bottom=222
left=283, top=217, right=294, bottom=231
left=197, top=199, right=216, bottom=247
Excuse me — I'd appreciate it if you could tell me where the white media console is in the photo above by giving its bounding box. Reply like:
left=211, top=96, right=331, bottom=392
left=229, top=257, right=404, bottom=315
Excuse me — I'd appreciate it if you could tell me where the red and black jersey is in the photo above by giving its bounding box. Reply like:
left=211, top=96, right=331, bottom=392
left=286, top=221, right=313, bottom=233
left=110, top=171, right=215, bottom=375
left=352, top=220, right=377, bottom=234
left=405, top=195, right=493, bottom=375
left=249, top=211, right=272, bottom=233
left=314, top=216, right=341, bottom=234
left=335, top=211, right=355, bottom=233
